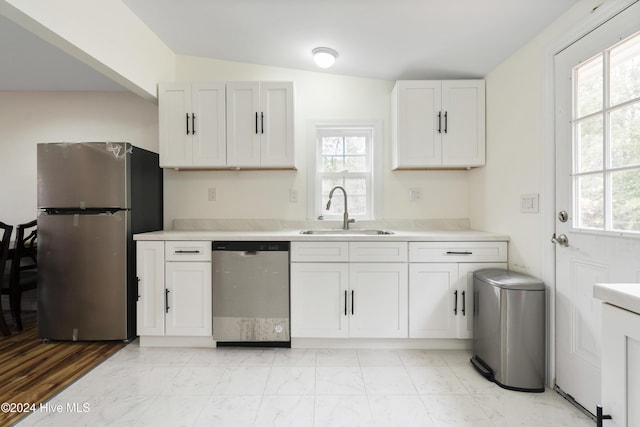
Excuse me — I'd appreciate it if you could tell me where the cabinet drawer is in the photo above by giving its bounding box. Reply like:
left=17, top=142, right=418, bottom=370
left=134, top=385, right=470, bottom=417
left=291, top=242, right=349, bottom=262
left=409, top=241, right=507, bottom=263
left=165, top=241, right=211, bottom=262
left=349, top=242, right=408, bottom=262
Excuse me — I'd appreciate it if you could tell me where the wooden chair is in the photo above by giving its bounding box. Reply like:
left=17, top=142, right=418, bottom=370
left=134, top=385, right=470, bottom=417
left=0, top=222, right=14, bottom=336
left=3, top=220, right=37, bottom=331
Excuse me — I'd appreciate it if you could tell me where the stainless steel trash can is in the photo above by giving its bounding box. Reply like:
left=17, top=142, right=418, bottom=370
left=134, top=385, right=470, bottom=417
left=470, top=268, right=545, bottom=392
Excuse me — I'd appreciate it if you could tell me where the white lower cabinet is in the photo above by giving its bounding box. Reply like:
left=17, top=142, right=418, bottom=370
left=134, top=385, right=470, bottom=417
left=136, top=241, right=165, bottom=336
left=408, top=241, right=507, bottom=339
left=136, top=241, right=212, bottom=338
left=408, top=262, right=506, bottom=339
left=290, top=242, right=408, bottom=339
left=349, top=263, right=408, bottom=338
left=290, top=263, right=349, bottom=338
left=601, top=302, right=640, bottom=427
left=165, top=261, right=212, bottom=336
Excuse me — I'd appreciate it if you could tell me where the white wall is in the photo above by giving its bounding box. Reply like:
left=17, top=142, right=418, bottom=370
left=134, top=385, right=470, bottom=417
left=0, top=0, right=175, bottom=100
left=165, top=55, right=470, bottom=226
left=469, top=0, right=607, bottom=277
left=0, top=91, right=158, bottom=228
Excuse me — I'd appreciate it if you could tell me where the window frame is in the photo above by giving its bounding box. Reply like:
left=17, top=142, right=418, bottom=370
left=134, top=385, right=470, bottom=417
left=307, top=120, right=383, bottom=221
left=571, top=31, right=640, bottom=235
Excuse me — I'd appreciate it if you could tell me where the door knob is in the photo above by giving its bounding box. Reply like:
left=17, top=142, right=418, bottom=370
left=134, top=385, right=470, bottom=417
left=551, top=233, right=569, bottom=247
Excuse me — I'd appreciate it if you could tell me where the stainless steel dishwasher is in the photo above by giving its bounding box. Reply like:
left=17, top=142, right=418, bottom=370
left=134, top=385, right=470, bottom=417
left=212, top=241, right=290, bottom=346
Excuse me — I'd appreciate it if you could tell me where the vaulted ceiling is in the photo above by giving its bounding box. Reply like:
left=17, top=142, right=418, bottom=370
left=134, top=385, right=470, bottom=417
left=0, top=0, right=580, bottom=91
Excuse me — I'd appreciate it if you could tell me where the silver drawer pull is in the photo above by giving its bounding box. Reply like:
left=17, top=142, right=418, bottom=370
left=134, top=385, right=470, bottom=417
left=175, top=250, right=200, bottom=254
left=446, top=251, right=473, bottom=255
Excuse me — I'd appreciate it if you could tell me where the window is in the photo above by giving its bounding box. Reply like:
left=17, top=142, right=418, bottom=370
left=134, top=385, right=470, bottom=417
left=572, top=31, right=640, bottom=233
left=308, top=121, right=382, bottom=220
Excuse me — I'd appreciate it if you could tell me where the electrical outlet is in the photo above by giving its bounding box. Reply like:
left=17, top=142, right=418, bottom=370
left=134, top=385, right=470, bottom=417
left=289, top=189, right=298, bottom=203
left=409, top=188, right=421, bottom=201
left=208, top=188, right=216, bottom=202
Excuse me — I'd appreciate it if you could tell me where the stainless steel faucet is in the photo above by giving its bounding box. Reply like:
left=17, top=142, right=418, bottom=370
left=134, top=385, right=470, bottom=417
left=326, top=185, right=355, bottom=230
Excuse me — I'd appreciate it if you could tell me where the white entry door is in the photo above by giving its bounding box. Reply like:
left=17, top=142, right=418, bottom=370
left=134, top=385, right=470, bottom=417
left=554, top=2, right=640, bottom=415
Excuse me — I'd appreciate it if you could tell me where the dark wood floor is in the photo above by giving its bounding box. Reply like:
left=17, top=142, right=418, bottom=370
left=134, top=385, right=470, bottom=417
left=0, top=312, right=125, bottom=425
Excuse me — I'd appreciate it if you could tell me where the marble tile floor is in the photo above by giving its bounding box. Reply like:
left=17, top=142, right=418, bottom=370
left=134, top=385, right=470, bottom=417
left=18, top=343, right=594, bottom=427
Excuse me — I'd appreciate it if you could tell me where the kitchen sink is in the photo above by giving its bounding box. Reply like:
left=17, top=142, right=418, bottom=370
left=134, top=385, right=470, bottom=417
left=299, top=229, right=394, bottom=235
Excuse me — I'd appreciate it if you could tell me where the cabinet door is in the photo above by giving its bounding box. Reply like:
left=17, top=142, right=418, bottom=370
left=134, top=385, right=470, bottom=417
left=409, top=263, right=457, bottom=338
left=456, top=262, right=506, bottom=339
left=349, top=263, right=408, bottom=338
left=226, top=82, right=261, bottom=167
left=192, top=83, right=227, bottom=167
left=290, top=263, right=349, bottom=338
left=165, top=261, right=212, bottom=336
left=260, top=82, right=295, bottom=167
left=441, top=80, right=485, bottom=167
left=136, top=241, right=165, bottom=336
left=159, top=83, right=193, bottom=168
left=392, top=80, right=441, bottom=168
left=601, top=303, right=640, bottom=427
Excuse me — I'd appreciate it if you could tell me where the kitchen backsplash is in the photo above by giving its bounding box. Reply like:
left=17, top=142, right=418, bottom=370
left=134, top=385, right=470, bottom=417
left=172, top=218, right=471, bottom=231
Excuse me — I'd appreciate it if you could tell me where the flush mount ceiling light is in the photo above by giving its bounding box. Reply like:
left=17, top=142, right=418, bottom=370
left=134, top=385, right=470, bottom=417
left=312, top=47, right=338, bottom=68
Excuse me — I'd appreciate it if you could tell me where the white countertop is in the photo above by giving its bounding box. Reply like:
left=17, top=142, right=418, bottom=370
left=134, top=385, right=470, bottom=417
left=594, top=283, right=640, bottom=316
left=133, top=229, right=509, bottom=242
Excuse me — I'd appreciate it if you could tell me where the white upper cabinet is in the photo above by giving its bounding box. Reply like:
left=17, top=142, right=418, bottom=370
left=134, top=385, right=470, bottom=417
left=159, top=82, right=226, bottom=168
left=226, top=82, right=295, bottom=168
left=392, top=80, right=485, bottom=169
left=159, top=81, right=295, bottom=169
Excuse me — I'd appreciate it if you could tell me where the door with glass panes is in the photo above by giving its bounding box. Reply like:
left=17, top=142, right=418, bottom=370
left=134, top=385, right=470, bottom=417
left=554, top=3, right=640, bottom=415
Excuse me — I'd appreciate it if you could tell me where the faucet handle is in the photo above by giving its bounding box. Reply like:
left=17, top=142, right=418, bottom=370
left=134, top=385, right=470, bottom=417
left=348, top=219, right=355, bottom=224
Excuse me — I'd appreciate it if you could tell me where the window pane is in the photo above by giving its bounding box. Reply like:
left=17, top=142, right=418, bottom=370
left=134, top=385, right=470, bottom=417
left=345, top=137, right=367, bottom=155
left=344, top=178, right=367, bottom=196
left=348, top=195, right=367, bottom=216
left=321, top=137, right=344, bottom=155
left=344, top=156, right=368, bottom=172
left=610, top=32, right=640, bottom=106
left=610, top=103, right=640, bottom=168
left=322, top=156, right=345, bottom=172
left=576, top=116, right=603, bottom=173
left=576, top=174, right=604, bottom=229
left=322, top=178, right=343, bottom=196
left=612, top=169, right=640, bottom=232
left=576, top=54, right=603, bottom=118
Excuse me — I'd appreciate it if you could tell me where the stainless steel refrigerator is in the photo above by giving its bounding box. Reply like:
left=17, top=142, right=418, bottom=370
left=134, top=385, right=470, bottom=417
left=37, top=142, right=163, bottom=341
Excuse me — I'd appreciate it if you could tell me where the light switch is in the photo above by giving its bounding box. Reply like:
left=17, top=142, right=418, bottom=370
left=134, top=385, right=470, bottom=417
left=520, top=194, right=539, bottom=213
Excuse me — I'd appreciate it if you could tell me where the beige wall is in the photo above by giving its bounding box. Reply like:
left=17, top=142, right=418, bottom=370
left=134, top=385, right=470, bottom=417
left=0, top=91, right=158, bottom=228
left=164, top=56, right=470, bottom=227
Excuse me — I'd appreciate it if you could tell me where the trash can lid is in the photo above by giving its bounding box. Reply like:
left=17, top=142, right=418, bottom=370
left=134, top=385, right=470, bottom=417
left=473, top=268, right=545, bottom=290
